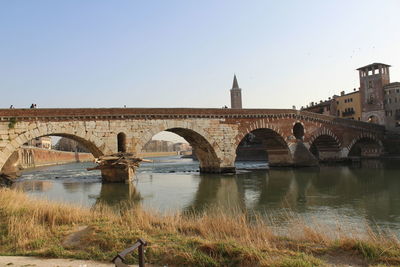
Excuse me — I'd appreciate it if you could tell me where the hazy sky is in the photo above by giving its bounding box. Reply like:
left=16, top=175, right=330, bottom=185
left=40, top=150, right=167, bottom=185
left=1, top=1, right=400, bottom=111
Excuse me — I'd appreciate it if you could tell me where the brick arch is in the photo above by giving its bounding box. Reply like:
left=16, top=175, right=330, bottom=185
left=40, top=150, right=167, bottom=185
left=136, top=121, right=222, bottom=172
left=137, top=121, right=214, bottom=151
left=233, top=119, right=290, bottom=162
left=0, top=125, right=112, bottom=171
left=235, top=119, right=286, bottom=147
left=307, top=127, right=341, bottom=147
left=346, top=132, right=383, bottom=154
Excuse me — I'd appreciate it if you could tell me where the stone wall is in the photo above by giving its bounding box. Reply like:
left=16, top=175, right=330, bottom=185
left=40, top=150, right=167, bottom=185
left=0, top=108, right=387, bottom=175
left=1, top=146, right=94, bottom=178
left=19, top=147, right=94, bottom=169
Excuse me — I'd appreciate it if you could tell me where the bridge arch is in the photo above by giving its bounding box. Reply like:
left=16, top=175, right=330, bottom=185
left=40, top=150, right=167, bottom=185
left=235, top=124, right=291, bottom=166
left=137, top=121, right=222, bottom=172
left=307, top=128, right=341, bottom=160
left=235, top=121, right=285, bottom=146
left=307, top=127, right=340, bottom=145
left=347, top=133, right=383, bottom=158
left=0, top=124, right=112, bottom=172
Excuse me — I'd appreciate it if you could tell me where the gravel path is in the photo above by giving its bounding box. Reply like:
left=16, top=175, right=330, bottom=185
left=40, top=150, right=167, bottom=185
left=0, top=256, right=137, bottom=267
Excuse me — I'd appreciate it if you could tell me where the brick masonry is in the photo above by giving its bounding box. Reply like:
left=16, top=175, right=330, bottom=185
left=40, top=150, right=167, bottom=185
left=0, top=108, right=386, bottom=173
left=19, top=147, right=94, bottom=168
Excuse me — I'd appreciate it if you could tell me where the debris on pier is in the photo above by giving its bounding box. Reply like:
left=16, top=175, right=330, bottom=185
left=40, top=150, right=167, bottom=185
left=87, top=153, right=152, bottom=183
left=0, top=173, right=14, bottom=187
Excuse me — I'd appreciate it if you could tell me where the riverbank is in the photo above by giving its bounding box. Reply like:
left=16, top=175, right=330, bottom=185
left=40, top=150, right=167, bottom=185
left=138, top=151, right=179, bottom=158
left=0, top=256, right=124, bottom=266
left=1, top=147, right=94, bottom=178
left=0, top=188, right=399, bottom=266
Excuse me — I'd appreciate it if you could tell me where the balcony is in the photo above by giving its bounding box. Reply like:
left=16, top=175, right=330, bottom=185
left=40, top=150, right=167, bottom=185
left=342, top=110, right=355, bottom=117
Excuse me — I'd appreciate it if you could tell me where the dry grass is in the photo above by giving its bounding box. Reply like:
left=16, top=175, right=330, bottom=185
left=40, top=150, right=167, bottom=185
left=0, top=188, right=399, bottom=266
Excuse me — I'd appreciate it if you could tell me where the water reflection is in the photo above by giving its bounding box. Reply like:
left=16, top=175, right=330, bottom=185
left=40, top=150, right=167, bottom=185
left=12, top=157, right=400, bottom=234
left=63, top=182, right=97, bottom=194
left=13, top=180, right=53, bottom=192
left=185, top=174, right=245, bottom=214
left=97, top=183, right=141, bottom=206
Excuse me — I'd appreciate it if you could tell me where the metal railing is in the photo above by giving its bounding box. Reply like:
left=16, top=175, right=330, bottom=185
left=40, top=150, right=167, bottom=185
left=112, top=239, right=147, bottom=267
left=342, top=110, right=355, bottom=116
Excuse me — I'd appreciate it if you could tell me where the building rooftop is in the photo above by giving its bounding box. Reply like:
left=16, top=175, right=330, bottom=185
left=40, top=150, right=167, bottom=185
left=383, top=82, right=400, bottom=89
left=334, top=90, right=359, bottom=97
left=356, top=62, right=391, bottom=70
left=302, top=100, right=332, bottom=110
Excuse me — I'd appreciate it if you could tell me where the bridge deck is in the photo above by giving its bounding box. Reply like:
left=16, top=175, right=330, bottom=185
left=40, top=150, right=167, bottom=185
left=0, top=108, right=385, bottom=132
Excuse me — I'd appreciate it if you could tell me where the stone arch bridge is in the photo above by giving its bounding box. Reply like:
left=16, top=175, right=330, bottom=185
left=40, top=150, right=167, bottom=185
left=0, top=108, right=385, bottom=179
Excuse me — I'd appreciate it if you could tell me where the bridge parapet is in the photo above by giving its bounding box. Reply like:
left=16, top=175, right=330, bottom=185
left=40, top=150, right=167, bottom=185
left=0, top=108, right=385, bottom=133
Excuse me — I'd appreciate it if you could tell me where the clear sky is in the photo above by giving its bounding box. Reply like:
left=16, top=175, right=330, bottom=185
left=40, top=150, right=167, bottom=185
left=1, top=0, right=400, bottom=111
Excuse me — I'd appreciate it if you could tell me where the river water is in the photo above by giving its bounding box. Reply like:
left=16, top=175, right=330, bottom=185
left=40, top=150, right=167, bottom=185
left=12, top=156, right=400, bottom=235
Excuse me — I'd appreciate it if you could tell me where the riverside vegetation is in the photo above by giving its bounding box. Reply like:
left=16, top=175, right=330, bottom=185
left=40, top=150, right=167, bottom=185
left=0, top=188, right=399, bottom=266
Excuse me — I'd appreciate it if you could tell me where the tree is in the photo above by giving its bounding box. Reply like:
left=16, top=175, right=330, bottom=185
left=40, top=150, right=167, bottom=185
left=54, top=137, right=89, bottom=152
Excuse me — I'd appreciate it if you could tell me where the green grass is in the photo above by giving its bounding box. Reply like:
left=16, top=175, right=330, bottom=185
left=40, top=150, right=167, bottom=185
left=7, top=117, right=17, bottom=129
left=275, top=253, right=323, bottom=267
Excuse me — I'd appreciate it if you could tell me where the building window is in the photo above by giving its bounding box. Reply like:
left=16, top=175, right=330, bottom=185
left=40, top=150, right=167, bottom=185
left=368, top=94, right=374, bottom=104
left=368, top=81, right=373, bottom=88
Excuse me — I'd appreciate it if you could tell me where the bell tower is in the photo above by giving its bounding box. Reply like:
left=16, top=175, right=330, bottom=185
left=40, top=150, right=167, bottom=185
left=357, top=63, right=391, bottom=124
left=230, top=75, right=242, bottom=109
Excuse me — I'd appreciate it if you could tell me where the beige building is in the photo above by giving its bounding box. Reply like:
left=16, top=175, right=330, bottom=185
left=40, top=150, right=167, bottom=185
left=172, top=142, right=192, bottom=152
left=302, top=90, right=361, bottom=121
left=384, top=82, right=400, bottom=131
left=301, top=100, right=335, bottom=116
left=334, top=90, right=361, bottom=121
left=27, top=136, right=52, bottom=149
left=143, top=140, right=174, bottom=152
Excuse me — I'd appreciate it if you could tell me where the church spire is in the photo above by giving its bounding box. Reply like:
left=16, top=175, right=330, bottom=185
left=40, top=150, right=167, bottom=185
left=230, top=74, right=242, bottom=109
left=232, top=74, right=239, bottom=89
